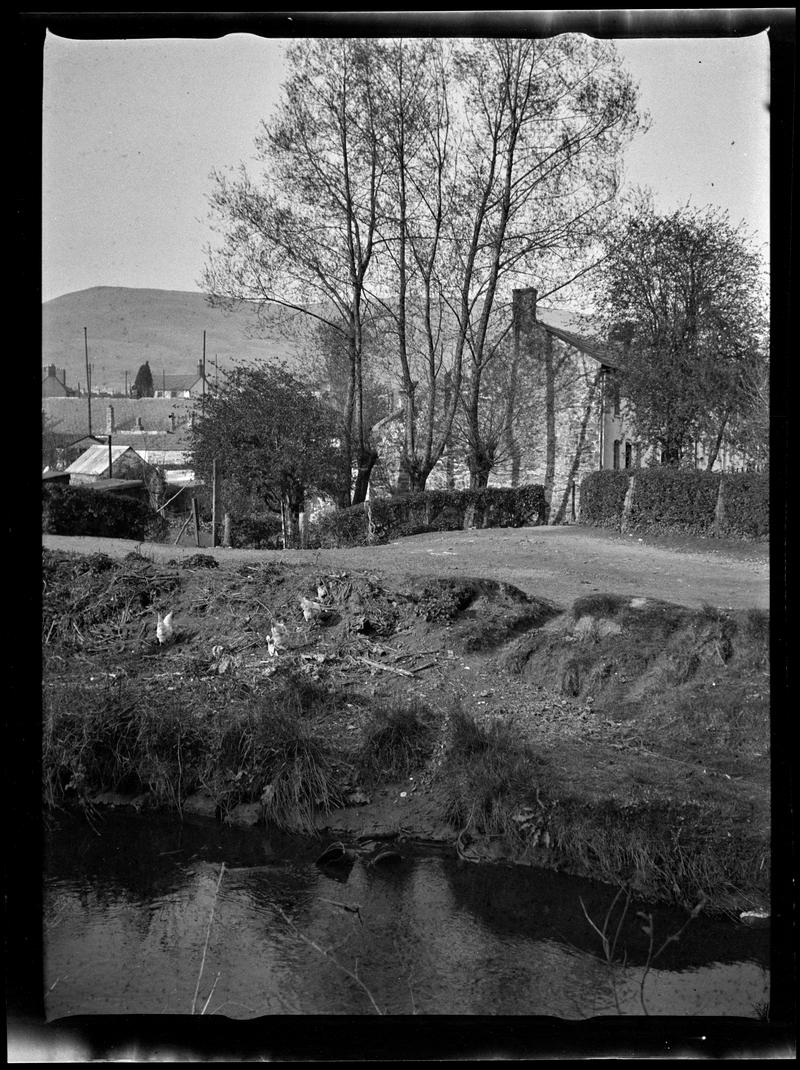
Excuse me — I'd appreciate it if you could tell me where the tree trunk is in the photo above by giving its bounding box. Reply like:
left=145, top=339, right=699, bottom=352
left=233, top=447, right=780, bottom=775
left=552, top=370, right=600, bottom=525
left=352, top=447, right=378, bottom=505
left=706, top=412, right=729, bottom=471
left=543, top=332, right=556, bottom=523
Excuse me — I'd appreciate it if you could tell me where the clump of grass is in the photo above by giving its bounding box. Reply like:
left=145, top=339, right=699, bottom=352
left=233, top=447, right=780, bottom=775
left=357, top=699, right=437, bottom=784
left=42, top=674, right=348, bottom=831
left=572, top=593, right=629, bottom=619
left=436, top=707, right=544, bottom=841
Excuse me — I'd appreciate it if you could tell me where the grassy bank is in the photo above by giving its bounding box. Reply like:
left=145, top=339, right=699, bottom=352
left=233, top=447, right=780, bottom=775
left=41, top=548, right=770, bottom=914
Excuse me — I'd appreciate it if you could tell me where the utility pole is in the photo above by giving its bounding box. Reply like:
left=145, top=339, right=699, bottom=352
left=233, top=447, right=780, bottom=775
left=202, top=330, right=207, bottom=417
left=84, top=327, right=92, bottom=436
left=124, top=370, right=128, bottom=397
left=211, top=458, right=218, bottom=548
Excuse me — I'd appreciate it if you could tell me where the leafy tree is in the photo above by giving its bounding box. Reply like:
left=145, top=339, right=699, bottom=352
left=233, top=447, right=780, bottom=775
left=595, top=199, right=768, bottom=468
left=202, top=39, right=386, bottom=506
left=132, top=361, right=155, bottom=398
left=189, top=364, right=347, bottom=546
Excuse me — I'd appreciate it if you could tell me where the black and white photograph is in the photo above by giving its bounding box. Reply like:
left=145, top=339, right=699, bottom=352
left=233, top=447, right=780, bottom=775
left=12, top=8, right=794, bottom=1062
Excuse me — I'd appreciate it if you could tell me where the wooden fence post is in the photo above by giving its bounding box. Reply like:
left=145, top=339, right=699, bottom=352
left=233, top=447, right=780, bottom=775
left=298, top=511, right=308, bottom=549
left=222, top=512, right=231, bottom=548
left=191, top=496, right=201, bottom=547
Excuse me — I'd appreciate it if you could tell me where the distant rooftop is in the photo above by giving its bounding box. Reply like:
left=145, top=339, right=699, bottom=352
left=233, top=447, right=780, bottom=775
left=536, top=307, right=619, bottom=368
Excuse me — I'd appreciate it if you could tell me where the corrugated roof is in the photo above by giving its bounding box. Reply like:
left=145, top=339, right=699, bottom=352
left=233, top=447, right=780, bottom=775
left=83, top=479, right=145, bottom=493
left=536, top=308, right=619, bottom=368
left=64, top=444, right=144, bottom=476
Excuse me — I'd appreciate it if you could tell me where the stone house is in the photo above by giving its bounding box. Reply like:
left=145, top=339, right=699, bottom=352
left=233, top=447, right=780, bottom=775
left=42, top=365, right=77, bottom=397
left=367, top=294, right=641, bottom=523
left=153, top=362, right=209, bottom=399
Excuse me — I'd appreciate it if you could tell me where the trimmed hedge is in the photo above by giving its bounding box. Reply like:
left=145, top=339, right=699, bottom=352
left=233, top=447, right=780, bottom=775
left=716, top=472, right=770, bottom=540
left=578, top=471, right=631, bottom=529
left=578, top=468, right=769, bottom=540
left=43, top=483, right=166, bottom=540
left=628, top=468, right=722, bottom=536
left=309, top=485, right=547, bottom=548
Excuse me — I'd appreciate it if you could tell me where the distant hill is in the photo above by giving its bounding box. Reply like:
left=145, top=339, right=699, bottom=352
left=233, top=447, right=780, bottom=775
left=42, top=287, right=310, bottom=394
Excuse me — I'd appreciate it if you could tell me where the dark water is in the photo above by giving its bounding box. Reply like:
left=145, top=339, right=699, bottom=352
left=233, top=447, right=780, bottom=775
left=44, top=811, right=769, bottom=1019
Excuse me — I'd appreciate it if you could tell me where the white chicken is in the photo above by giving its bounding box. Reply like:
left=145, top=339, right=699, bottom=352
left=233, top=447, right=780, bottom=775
left=270, top=620, right=289, bottom=651
left=156, top=610, right=175, bottom=645
left=317, top=580, right=329, bottom=600
left=300, top=596, right=327, bottom=623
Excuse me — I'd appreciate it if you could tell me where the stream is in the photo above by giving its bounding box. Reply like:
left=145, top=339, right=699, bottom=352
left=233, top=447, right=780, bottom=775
left=44, top=810, right=770, bottom=1019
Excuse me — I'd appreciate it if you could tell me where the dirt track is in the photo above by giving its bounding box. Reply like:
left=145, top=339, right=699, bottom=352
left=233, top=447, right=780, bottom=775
left=42, top=525, right=769, bottom=611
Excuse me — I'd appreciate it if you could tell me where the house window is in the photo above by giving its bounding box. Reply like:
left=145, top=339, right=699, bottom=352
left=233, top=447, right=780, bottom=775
left=613, top=440, right=621, bottom=470
left=625, top=442, right=632, bottom=469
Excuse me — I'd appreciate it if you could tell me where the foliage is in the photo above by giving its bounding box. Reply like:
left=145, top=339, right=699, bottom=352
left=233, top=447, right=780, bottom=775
left=627, top=469, right=722, bottom=536
left=307, top=485, right=546, bottom=547
left=228, top=511, right=284, bottom=550
left=356, top=699, right=437, bottom=784
left=579, top=468, right=769, bottom=540
left=578, top=471, right=631, bottom=527
left=716, top=472, right=770, bottom=540
left=190, top=363, right=347, bottom=544
left=132, top=360, right=155, bottom=398
left=42, top=483, right=166, bottom=540
left=594, top=199, right=768, bottom=467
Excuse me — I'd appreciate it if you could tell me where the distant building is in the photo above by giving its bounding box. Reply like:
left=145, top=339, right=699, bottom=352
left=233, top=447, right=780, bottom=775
left=154, top=361, right=209, bottom=399
left=42, top=365, right=77, bottom=397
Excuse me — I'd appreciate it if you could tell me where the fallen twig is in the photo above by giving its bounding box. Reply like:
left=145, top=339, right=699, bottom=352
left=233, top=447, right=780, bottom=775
left=357, top=656, right=415, bottom=679
left=192, top=862, right=226, bottom=1014
left=275, top=905, right=383, bottom=1014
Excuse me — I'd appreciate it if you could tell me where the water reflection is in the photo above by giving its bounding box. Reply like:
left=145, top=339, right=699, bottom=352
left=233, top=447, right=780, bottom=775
left=44, top=813, right=769, bottom=1019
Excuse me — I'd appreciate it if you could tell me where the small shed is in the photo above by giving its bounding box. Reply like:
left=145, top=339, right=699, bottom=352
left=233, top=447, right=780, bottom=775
left=64, top=445, right=152, bottom=485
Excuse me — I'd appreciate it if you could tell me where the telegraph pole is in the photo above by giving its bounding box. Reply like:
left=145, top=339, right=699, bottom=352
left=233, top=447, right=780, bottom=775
left=84, top=327, right=92, bottom=435
left=202, top=330, right=207, bottom=417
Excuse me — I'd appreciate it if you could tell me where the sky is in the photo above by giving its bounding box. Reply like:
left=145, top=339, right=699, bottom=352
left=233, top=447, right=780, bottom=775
left=41, top=27, right=771, bottom=304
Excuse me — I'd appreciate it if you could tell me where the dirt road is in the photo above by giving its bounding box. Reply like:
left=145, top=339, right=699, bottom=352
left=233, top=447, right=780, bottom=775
left=42, top=525, right=769, bottom=611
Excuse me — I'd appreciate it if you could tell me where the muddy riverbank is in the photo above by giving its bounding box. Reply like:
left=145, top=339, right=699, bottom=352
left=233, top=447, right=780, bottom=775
left=42, top=543, right=770, bottom=916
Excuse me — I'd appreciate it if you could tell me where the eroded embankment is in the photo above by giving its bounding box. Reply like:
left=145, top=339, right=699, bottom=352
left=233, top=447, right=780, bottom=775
left=41, top=548, right=770, bottom=914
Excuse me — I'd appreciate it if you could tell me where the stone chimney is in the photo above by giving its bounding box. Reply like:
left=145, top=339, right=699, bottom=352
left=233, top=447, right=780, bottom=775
left=135, top=416, right=144, bottom=431
left=46, top=364, right=57, bottom=379
left=106, top=404, right=115, bottom=434
left=60, top=368, right=67, bottom=385
left=512, top=287, right=538, bottom=335
left=197, top=360, right=204, bottom=380
left=168, top=412, right=176, bottom=433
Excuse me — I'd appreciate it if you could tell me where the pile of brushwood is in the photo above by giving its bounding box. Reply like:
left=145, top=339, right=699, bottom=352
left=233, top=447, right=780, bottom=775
left=41, top=548, right=770, bottom=915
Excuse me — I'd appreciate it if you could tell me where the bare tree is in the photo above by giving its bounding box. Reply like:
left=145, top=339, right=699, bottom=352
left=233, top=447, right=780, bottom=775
left=201, top=39, right=388, bottom=505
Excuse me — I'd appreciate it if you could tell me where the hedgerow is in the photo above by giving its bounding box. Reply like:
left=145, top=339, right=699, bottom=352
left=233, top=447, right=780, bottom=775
left=43, top=483, right=166, bottom=540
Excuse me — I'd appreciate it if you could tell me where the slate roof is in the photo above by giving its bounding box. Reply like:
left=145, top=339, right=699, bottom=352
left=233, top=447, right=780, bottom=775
left=42, top=396, right=197, bottom=436
left=536, top=308, right=620, bottom=368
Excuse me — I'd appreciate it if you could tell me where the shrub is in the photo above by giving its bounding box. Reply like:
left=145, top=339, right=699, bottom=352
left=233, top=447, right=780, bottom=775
left=716, top=472, right=769, bottom=540
left=627, top=468, right=721, bottom=535
left=307, top=485, right=546, bottom=548
left=579, top=471, right=631, bottom=528
left=310, top=502, right=370, bottom=548
left=43, top=482, right=166, bottom=540
left=229, top=511, right=283, bottom=549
